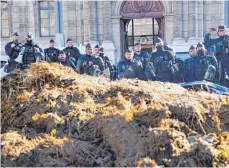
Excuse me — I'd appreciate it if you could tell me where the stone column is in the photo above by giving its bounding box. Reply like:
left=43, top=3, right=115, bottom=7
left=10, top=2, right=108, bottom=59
left=62, top=1, right=68, bottom=38
left=75, top=1, right=82, bottom=44
left=198, top=0, right=204, bottom=40
left=103, top=1, right=112, bottom=41
left=11, top=0, right=35, bottom=42
left=183, top=1, right=189, bottom=41
left=88, top=1, right=98, bottom=44
left=211, top=2, right=221, bottom=29
left=220, top=1, right=225, bottom=25
left=102, top=1, right=116, bottom=65
left=164, top=13, right=174, bottom=44
left=172, top=1, right=185, bottom=45
left=111, top=15, right=122, bottom=65
left=54, top=1, right=65, bottom=48
left=188, top=1, right=198, bottom=44
left=66, top=1, right=77, bottom=42
left=83, top=1, right=89, bottom=43
left=203, top=1, right=212, bottom=35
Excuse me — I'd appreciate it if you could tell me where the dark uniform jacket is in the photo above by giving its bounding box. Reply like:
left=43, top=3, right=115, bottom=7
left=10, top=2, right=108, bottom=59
left=204, top=33, right=229, bottom=86
left=63, top=46, right=81, bottom=64
left=117, top=59, right=146, bottom=80
left=150, top=46, right=175, bottom=82
left=76, top=54, right=105, bottom=76
left=44, top=47, right=60, bottom=62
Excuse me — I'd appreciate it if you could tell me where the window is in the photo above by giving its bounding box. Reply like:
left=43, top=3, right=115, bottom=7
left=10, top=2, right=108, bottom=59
left=1, top=1, right=9, bottom=38
left=39, top=1, right=55, bottom=37
left=125, top=18, right=160, bottom=51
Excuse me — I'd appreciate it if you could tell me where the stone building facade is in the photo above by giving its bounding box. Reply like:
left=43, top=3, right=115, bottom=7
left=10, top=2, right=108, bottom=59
left=1, top=0, right=229, bottom=64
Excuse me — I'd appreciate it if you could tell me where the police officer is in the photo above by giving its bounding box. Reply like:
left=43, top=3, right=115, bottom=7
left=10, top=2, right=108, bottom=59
left=164, top=45, right=184, bottom=83
left=204, top=25, right=229, bottom=87
left=4, top=32, right=22, bottom=72
left=76, top=43, right=104, bottom=76
left=63, top=38, right=81, bottom=65
left=99, top=47, right=116, bottom=80
left=18, top=32, right=43, bottom=68
left=133, top=43, right=155, bottom=80
left=117, top=49, right=146, bottom=80
left=58, top=50, right=77, bottom=71
left=183, top=45, right=196, bottom=82
left=164, top=43, right=176, bottom=57
left=170, top=57, right=184, bottom=83
left=150, top=37, right=175, bottom=82
left=93, top=44, right=100, bottom=57
left=188, top=42, right=218, bottom=82
left=44, top=39, right=59, bottom=63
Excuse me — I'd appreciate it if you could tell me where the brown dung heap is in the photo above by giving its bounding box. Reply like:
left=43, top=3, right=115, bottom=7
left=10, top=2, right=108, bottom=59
left=1, top=62, right=229, bottom=167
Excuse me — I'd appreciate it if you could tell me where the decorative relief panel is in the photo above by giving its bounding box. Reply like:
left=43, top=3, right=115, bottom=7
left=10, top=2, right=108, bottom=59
left=121, top=1, right=164, bottom=18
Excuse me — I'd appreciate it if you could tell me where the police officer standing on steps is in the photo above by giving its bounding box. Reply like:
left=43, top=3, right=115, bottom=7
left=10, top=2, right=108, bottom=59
left=99, top=47, right=116, bottom=80
left=57, top=50, right=77, bottom=71
left=4, top=32, right=22, bottom=72
left=18, top=32, right=44, bottom=69
left=44, top=39, right=59, bottom=63
left=133, top=43, right=155, bottom=80
left=76, top=43, right=104, bottom=76
left=117, top=49, right=146, bottom=80
left=204, top=25, right=229, bottom=87
left=150, top=37, right=175, bottom=82
left=63, top=38, right=81, bottom=65
left=188, top=42, right=218, bottom=82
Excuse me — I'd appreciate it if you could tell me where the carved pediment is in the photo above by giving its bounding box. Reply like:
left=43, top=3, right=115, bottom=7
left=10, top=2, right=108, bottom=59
left=121, top=1, right=164, bottom=18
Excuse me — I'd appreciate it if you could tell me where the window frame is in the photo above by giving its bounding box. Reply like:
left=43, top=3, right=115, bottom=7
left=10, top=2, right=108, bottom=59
left=38, top=1, right=55, bottom=37
left=126, top=18, right=160, bottom=48
left=1, top=1, right=9, bottom=38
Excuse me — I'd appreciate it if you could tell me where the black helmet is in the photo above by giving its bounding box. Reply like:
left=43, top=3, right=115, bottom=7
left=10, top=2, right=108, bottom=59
left=27, top=32, right=33, bottom=39
left=86, top=43, right=92, bottom=49
left=94, top=44, right=100, bottom=48
left=196, top=42, right=204, bottom=48
left=155, top=37, right=163, bottom=43
left=189, top=45, right=195, bottom=50
left=59, top=50, right=65, bottom=55
left=164, top=45, right=173, bottom=51
left=49, top=39, right=55, bottom=43
left=99, top=47, right=104, bottom=53
left=13, top=32, right=19, bottom=36
left=218, top=25, right=226, bottom=30
left=134, top=42, right=141, bottom=46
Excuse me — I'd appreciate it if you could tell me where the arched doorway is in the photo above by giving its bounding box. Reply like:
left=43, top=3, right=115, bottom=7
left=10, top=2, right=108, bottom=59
left=120, top=1, right=165, bottom=55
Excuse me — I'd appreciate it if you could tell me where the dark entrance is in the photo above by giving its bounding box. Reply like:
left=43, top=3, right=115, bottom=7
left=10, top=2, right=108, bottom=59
left=120, top=0, right=165, bottom=56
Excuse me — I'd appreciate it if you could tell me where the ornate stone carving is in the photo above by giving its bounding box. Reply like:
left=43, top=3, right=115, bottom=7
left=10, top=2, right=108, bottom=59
left=67, top=3, right=76, bottom=11
left=19, top=24, right=26, bottom=29
left=212, top=14, right=221, bottom=20
left=121, top=1, right=164, bottom=18
left=68, top=20, right=75, bottom=27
